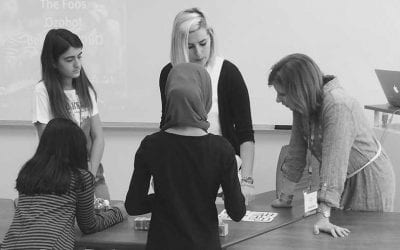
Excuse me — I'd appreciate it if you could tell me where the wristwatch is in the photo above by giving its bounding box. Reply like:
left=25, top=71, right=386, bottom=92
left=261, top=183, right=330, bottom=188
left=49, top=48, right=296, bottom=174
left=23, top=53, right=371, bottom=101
left=241, top=176, right=254, bottom=185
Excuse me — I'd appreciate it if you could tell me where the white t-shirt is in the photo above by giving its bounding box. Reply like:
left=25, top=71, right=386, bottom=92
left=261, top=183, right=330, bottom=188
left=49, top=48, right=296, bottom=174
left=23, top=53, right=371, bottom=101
left=32, top=81, right=99, bottom=146
left=206, top=56, right=224, bottom=135
left=32, top=81, right=99, bottom=127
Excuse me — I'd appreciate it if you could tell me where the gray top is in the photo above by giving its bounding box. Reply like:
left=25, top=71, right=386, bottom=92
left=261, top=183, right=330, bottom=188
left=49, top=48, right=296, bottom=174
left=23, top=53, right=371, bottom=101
left=283, top=78, right=395, bottom=209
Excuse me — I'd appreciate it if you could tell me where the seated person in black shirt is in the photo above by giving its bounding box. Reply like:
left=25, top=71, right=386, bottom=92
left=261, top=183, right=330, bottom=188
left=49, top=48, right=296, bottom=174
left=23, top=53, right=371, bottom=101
left=125, top=63, right=246, bottom=250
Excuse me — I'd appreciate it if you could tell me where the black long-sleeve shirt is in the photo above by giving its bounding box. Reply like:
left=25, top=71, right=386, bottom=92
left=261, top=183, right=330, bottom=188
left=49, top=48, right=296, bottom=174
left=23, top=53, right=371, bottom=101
left=125, top=131, right=246, bottom=250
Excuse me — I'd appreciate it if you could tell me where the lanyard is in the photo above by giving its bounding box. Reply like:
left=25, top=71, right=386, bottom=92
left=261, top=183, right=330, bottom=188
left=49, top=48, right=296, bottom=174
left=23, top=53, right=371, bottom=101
left=306, top=120, right=314, bottom=192
left=79, top=105, right=82, bottom=127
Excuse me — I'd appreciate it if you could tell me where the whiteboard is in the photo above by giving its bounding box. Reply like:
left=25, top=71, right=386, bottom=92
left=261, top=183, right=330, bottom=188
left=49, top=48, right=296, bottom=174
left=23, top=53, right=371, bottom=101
left=1, top=0, right=400, bottom=125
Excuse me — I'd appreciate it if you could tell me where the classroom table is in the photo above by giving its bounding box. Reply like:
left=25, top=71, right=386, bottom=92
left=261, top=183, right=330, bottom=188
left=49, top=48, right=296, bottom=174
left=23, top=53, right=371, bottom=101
left=2, top=194, right=400, bottom=250
left=0, top=192, right=301, bottom=249
left=0, top=198, right=15, bottom=247
left=227, top=209, right=400, bottom=250
left=75, top=191, right=306, bottom=249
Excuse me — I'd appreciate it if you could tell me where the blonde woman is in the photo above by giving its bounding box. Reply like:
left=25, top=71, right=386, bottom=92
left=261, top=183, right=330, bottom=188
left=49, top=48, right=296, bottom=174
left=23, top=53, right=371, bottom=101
left=159, top=8, right=255, bottom=203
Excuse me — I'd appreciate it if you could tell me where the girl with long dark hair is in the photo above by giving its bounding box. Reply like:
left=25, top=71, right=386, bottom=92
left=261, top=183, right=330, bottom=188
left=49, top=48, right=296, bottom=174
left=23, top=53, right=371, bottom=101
left=2, top=118, right=126, bottom=249
left=33, top=28, right=109, bottom=200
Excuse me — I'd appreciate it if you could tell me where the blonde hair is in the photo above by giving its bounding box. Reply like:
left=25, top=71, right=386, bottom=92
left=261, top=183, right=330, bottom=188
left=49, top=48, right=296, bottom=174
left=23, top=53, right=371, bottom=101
left=170, top=8, right=216, bottom=66
left=268, top=53, right=324, bottom=118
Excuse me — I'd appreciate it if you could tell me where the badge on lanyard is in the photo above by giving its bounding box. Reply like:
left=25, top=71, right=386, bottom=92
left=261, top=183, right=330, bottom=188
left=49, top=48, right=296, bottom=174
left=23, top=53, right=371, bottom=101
left=303, top=133, right=318, bottom=216
left=303, top=189, right=318, bottom=216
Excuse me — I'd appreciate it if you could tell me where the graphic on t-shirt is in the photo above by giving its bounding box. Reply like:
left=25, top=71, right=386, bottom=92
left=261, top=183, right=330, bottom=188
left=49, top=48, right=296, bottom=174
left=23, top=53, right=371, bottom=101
left=63, top=91, right=94, bottom=141
left=66, top=98, right=90, bottom=127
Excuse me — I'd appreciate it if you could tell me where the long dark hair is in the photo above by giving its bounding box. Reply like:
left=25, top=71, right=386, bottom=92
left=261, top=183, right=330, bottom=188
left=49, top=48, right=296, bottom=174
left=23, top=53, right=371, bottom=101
left=40, top=28, right=96, bottom=120
left=16, top=118, right=89, bottom=195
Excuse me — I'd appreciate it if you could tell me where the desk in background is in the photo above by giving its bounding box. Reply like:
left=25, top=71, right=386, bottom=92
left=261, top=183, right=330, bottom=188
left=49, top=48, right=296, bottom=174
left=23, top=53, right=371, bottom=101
left=364, top=104, right=400, bottom=127
left=227, top=210, right=400, bottom=250
left=75, top=191, right=305, bottom=249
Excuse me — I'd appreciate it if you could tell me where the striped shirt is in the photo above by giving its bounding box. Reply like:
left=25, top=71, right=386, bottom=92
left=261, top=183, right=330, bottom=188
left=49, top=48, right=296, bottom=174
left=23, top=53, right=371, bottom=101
left=1, top=169, right=123, bottom=249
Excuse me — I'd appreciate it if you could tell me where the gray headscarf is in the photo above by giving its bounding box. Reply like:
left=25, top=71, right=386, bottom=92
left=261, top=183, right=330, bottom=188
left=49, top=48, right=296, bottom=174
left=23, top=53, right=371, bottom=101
left=161, top=63, right=212, bottom=131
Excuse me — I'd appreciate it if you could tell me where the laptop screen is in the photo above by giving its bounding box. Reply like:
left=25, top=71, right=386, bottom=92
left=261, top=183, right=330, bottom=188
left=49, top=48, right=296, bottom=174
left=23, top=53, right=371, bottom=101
left=375, top=69, right=400, bottom=107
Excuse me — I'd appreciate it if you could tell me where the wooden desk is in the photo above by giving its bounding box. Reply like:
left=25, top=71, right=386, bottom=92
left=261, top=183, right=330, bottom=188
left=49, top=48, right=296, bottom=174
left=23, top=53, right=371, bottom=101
left=221, top=191, right=305, bottom=248
left=75, top=191, right=306, bottom=249
left=227, top=210, right=400, bottom=250
left=0, top=192, right=307, bottom=249
left=75, top=215, right=148, bottom=249
left=364, top=104, right=400, bottom=127
left=6, top=193, right=399, bottom=249
left=0, top=199, right=15, bottom=246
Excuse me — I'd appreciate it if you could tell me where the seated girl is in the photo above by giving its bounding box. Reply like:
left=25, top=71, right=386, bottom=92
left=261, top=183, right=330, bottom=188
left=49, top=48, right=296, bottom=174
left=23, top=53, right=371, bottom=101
left=2, top=118, right=127, bottom=249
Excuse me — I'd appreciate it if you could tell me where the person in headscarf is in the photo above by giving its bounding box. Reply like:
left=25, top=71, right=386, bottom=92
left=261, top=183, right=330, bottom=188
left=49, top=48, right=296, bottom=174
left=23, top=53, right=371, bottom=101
left=125, top=63, right=245, bottom=250
left=161, top=62, right=212, bottom=132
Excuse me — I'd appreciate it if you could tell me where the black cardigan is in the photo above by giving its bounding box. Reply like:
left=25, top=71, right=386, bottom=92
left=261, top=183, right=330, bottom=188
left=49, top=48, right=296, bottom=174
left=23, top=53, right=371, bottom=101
left=159, top=60, right=254, bottom=155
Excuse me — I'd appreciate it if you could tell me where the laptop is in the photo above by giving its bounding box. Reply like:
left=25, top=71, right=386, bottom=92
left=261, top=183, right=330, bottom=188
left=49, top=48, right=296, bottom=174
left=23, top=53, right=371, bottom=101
left=375, top=69, right=400, bottom=107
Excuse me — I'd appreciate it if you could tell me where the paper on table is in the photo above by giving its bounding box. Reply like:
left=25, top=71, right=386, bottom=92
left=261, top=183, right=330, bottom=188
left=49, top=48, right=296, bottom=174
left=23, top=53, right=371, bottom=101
left=218, top=209, right=278, bottom=223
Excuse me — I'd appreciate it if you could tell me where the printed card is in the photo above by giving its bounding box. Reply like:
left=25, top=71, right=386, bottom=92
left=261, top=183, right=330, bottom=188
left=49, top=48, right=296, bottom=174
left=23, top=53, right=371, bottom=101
left=218, top=210, right=278, bottom=223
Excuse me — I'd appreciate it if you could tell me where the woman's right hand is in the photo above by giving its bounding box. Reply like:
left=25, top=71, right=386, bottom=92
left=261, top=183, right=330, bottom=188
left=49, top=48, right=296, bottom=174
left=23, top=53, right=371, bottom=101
left=313, top=216, right=350, bottom=238
left=272, top=175, right=297, bottom=208
left=271, top=192, right=293, bottom=208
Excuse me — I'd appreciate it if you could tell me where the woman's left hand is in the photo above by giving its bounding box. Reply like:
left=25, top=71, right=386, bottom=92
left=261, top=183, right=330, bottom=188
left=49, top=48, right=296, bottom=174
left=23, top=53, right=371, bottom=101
left=313, top=216, right=350, bottom=238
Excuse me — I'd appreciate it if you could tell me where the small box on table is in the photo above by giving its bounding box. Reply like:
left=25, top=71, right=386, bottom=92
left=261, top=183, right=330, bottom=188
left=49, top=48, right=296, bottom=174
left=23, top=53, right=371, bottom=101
left=134, top=217, right=151, bottom=231
left=218, top=221, right=228, bottom=237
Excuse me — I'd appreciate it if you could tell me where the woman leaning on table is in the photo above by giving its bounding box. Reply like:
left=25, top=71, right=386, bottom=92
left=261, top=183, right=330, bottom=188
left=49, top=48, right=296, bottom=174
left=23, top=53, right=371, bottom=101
left=159, top=8, right=255, bottom=203
left=269, top=53, right=395, bottom=237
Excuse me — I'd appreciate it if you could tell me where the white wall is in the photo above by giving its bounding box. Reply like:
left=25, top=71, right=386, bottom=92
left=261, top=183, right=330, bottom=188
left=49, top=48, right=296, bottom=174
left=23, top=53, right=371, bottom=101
left=0, top=125, right=290, bottom=200
left=2, top=0, right=400, bottom=125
